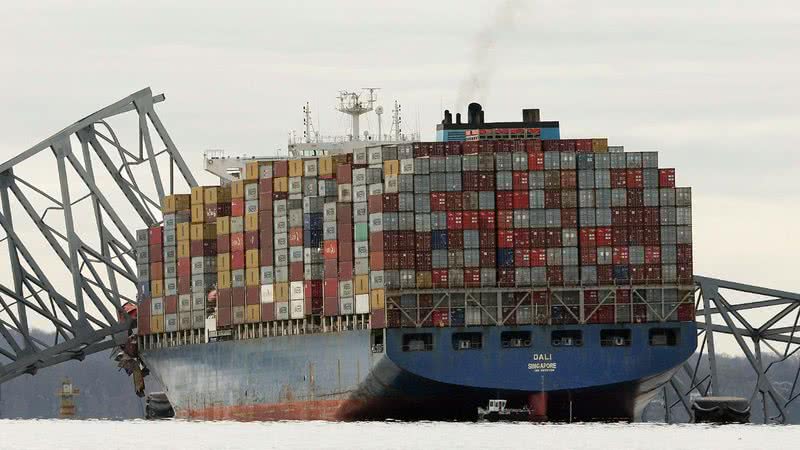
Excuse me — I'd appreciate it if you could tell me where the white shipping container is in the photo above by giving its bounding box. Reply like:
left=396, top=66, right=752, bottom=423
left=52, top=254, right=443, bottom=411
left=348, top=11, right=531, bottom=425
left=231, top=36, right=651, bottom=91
left=178, top=294, right=192, bottom=312
left=191, top=310, right=205, bottom=329
left=338, top=184, right=353, bottom=202
left=339, top=298, right=355, bottom=315
left=165, top=313, right=179, bottom=332
left=261, top=284, right=274, bottom=303
left=339, top=280, right=354, bottom=298
left=353, top=184, right=367, bottom=203
left=400, top=159, right=415, bottom=174
left=367, top=146, right=383, bottom=164
left=191, top=292, right=205, bottom=311
left=288, top=177, right=302, bottom=194
left=353, top=168, right=367, bottom=185
left=276, top=302, right=290, bottom=320
left=151, top=297, right=164, bottom=315
left=304, top=159, right=319, bottom=177
left=368, top=183, right=383, bottom=196
left=290, top=299, right=305, bottom=319
left=232, top=306, right=245, bottom=324
left=355, top=294, right=370, bottom=314
left=384, top=175, right=399, bottom=193
left=290, top=281, right=304, bottom=300
left=179, top=312, right=192, bottom=331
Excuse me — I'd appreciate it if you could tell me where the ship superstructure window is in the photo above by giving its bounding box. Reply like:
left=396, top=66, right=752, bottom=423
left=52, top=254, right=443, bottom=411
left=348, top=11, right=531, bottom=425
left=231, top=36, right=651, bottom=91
left=649, top=328, right=679, bottom=346
left=402, top=333, right=433, bottom=352
left=551, top=330, right=582, bottom=347
left=501, top=331, right=532, bottom=348
left=600, top=329, right=632, bottom=347
left=452, top=332, right=482, bottom=350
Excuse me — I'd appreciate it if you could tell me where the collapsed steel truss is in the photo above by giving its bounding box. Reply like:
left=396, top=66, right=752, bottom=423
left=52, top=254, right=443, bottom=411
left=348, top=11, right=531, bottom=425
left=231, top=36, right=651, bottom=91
left=0, top=88, right=195, bottom=384
left=663, top=276, right=800, bottom=423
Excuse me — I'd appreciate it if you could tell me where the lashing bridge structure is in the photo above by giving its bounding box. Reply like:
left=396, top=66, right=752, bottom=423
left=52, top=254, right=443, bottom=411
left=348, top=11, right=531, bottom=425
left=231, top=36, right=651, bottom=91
left=0, top=89, right=798, bottom=423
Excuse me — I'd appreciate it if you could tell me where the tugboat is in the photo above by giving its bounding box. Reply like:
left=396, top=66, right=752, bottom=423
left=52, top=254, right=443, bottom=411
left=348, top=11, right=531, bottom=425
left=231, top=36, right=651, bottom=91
left=477, top=400, right=532, bottom=422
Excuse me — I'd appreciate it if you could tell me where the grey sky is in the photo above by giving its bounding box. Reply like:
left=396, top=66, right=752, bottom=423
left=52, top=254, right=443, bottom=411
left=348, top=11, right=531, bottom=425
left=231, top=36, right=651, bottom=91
left=1, top=1, right=799, bottom=339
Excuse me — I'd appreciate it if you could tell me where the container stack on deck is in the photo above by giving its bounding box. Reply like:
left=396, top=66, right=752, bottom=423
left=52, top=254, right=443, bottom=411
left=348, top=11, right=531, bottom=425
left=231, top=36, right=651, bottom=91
left=135, top=137, right=694, bottom=337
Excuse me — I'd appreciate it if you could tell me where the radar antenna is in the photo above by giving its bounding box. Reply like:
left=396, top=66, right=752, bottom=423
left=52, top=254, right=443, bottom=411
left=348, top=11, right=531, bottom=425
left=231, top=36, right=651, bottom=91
left=336, top=88, right=379, bottom=141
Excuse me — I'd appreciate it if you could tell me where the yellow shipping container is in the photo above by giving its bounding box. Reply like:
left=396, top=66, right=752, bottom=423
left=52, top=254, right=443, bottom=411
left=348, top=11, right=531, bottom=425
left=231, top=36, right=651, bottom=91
left=245, top=161, right=260, bottom=180
left=354, top=275, right=369, bottom=295
left=151, top=280, right=163, bottom=298
left=191, top=186, right=205, bottom=205
left=246, top=249, right=260, bottom=268
left=204, top=187, right=222, bottom=204
left=218, top=271, right=231, bottom=289
left=370, top=289, right=385, bottom=310
left=190, top=223, right=217, bottom=241
left=176, top=222, right=191, bottom=241
left=245, top=304, right=261, bottom=323
left=288, top=159, right=303, bottom=177
left=274, top=283, right=289, bottom=302
left=150, top=315, right=165, bottom=333
left=191, top=204, right=205, bottom=223
left=217, top=253, right=230, bottom=273
left=273, top=177, right=288, bottom=192
left=177, top=241, right=191, bottom=259
left=319, top=157, right=334, bottom=176
left=592, top=138, right=609, bottom=153
left=416, top=271, right=432, bottom=289
left=244, top=213, right=259, bottom=232
left=161, top=195, right=176, bottom=214
left=231, top=180, right=245, bottom=199
left=383, top=160, right=400, bottom=177
left=173, top=194, right=191, bottom=211
left=245, top=268, right=260, bottom=287
left=216, top=216, right=230, bottom=235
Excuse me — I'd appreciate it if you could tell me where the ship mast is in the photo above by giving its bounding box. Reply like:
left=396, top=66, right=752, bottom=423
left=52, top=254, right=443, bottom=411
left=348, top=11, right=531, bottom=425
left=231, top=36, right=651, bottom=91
left=336, top=88, right=379, bottom=141
left=391, top=100, right=402, bottom=141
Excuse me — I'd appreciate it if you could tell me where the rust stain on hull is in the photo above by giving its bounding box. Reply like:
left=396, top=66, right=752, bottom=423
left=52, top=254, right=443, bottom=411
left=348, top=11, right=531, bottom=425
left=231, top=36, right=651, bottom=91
left=180, top=399, right=367, bottom=421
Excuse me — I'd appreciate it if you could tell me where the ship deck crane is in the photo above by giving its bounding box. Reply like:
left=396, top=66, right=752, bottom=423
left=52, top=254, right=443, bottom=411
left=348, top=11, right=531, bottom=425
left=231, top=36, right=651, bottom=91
left=0, top=89, right=798, bottom=424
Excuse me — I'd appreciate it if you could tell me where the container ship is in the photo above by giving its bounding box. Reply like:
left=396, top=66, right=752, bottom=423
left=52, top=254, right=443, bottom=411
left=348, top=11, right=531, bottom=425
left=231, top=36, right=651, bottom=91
left=134, top=99, right=696, bottom=422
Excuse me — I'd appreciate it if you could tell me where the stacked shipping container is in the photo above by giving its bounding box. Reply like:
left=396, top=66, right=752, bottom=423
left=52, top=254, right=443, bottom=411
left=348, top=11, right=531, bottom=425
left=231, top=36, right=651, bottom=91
left=136, top=138, right=693, bottom=336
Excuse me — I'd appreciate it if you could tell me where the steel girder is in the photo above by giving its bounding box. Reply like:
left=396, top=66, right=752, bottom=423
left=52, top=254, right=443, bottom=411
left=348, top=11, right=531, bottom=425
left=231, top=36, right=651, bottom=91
left=660, top=276, right=800, bottom=423
left=0, top=88, right=196, bottom=384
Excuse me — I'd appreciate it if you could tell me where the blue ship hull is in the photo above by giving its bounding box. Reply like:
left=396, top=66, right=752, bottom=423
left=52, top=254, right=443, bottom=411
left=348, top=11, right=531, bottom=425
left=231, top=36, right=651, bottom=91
left=142, top=322, right=696, bottom=421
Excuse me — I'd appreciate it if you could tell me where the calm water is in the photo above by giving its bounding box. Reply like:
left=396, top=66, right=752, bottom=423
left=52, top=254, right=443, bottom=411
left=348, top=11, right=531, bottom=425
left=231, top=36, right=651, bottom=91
left=0, top=420, right=797, bottom=449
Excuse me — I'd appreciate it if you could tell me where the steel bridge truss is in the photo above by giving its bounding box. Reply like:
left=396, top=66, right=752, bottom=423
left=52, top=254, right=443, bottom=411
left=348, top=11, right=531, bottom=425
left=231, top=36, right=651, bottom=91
left=662, top=276, right=800, bottom=423
left=0, top=88, right=196, bottom=384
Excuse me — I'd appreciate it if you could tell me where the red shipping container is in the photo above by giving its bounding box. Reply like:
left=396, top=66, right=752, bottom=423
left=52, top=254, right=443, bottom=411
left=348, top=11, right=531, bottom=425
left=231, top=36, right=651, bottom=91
left=514, top=249, right=531, bottom=267
left=644, top=227, right=660, bottom=245
left=530, top=229, right=546, bottom=247
left=479, top=230, right=496, bottom=248
left=230, top=233, right=244, bottom=253
left=479, top=141, right=496, bottom=154
left=560, top=170, right=577, bottom=189
left=575, top=139, right=593, bottom=153
left=323, top=278, right=338, bottom=298
left=612, top=246, right=629, bottom=264
left=496, top=141, right=512, bottom=152
left=432, top=309, right=450, bottom=327
left=628, top=226, right=645, bottom=245
left=496, top=192, right=514, bottom=210
left=597, top=265, right=613, bottom=284
left=449, top=231, right=464, bottom=249
left=561, top=208, right=577, bottom=227
left=677, top=303, right=694, bottom=321
left=616, top=288, right=631, bottom=303
left=149, top=226, right=162, bottom=245
left=339, top=261, right=353, bottom=279
left=259, top=193, right=273, bottom=211
left=463, top=172, right=480, bottom=190
left=547, top=266, right=563, bottom=284
left=544, top=190, right=561, bottom=208
left=532, top=291, right=548, bottom=306
left=324, top=259, right=338, bottom=278
left=512, top=172, right=529, bottom=191
left=245, top=231, right=259, bottom=250
left=336, top=163, right=352, bottom=183
left=217, top=288, right=232, bottom=308
left=399, top=252, right=415, bottom=269
left=447, top=211, right=464, bottom=230
left=643, top=207, right=660, bottom=226
left=178, top=277, right=191, bottom=295
left=259, top=177, right=273, bottom=192
left=191, top=240, right=217, bottom=257
left=498, top=230, right=514, bottom=248
left=610, top=169, right=627, bottom=188
left=677, top=244, right=693, bottom=263
left=659, top=168, right=676, bottom=188
left=479, top=249, right=496, bottom=267
left=337, top=226, right=353, bottom=243
left=369, top=251, right=384, bottom=270
left=645, top=264, right=661, bottom=282
left=323, top=240, right=338, bottom=260
left=148, top=244, right=162, bottom=262
left=462, top=141, right=479, bottom=155
left=399, top=231, right=416, bottom=251
left=260, top=247, right=274, bottom=266
left=431, top=192, right=447, bottom=211
left=217, top=235, right=230, bottom=254
left=611, top=208, right=628, bottom=227
left=232, top=287, right=246, bottom=306
left=627, top=169, right=643, bottom=188
left=497, top=210, right=514, bottom=229
left=231, top=198, right=244, bottom=217
left=416, top=252, right=432, bottom=270
left=337, top=204, right=352, bottom=223
left=290, top=261, right=304, bottom=281
left=245, top=286, right=260, bottom=305
left=478, top=173, right=496, bottom=191
left=446, top=192, right=464, bottom=210
left=164, top=295, right=178, bottom=314
left=525, top=140, right=543, bottom=154
left=150, top=262, right=164, bottom=280
left=261, top=303, right=275, bottom=322
left=446, top=142, right=462, bottom=155
left=384, top=252, right=399, bottom=270
left=273, top=160, right=288, bottom=177
left=382, top=232, right=397, bottom=251
left=368, top=195, right=383, bottom=213
left=498, top=269, right=515, bottom=287
left=463, top=211, right=479, bottom=229
left=596, top=227, right=613, bottom=246
left=580, top=228, right=597, bottom=247
left=432, top=269, right=449, bottom=288
left=629, top=208, right=644, bottom=226
left=627, top=189, right=644, bottom=208
left=531, top=248, right=546, bottom=267
left=529, top=152, right=545, bottom=171
left=338, top=241, right=353, bottom=262
left=432, top=143, right=446, bottom=157
left=514, top=229, right=530, bottom=247
left=464, top=268, right=481, bottom=287
left=581, top=246, right=597, bottom=265
left=612, top=227, right=628, bottom=245
left=559, top=139, right=576, bottom=152
left=630, top=265, right=646, bottom=282
left=677, top=263, right=693, bottom=282
left=542, top=140, right=559, bottom=152
left=414, top=232, right=431, bottom=252
left=370, top=232, right=385, bottom=251
left=138, top=299, right=151, bottom=335
left=545, top=230, right=562, bottom=247
left=231, top=251, right=245, bottom=270
left=512, top=191, right=528, bottom=209
left=177, top=258, right=191, bottom=278
left=584, top=290, right=599, bottom=305
left=478, top=211, right=496, bottom=229
left=216, top=307, right=232, bottom=327
left=288, top=228, right=303, bottom=246
left=323, top=296, right=338, bottom=317
left=645, top=246, right=661, bottom=264
left=382, top=194, right=399, bottom=212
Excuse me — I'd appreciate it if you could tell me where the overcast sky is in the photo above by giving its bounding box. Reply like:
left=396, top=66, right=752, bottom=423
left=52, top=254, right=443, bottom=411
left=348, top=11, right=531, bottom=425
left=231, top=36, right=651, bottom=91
left=1, top=1, right=799, bottom=345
